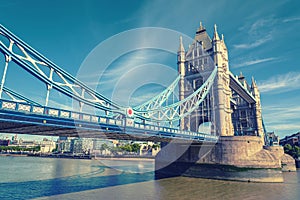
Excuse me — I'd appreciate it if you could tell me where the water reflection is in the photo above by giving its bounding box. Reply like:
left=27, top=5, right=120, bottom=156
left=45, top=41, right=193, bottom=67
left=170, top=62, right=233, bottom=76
left=0, top=157, right=299, bottom=200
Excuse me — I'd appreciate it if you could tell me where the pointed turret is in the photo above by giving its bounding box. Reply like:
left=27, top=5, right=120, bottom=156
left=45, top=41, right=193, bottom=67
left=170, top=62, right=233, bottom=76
left=194, top=22, right=212, bottom=50
left=251, top=77, right=259, bottom=96
left=213, top=24, right=220, bottom=41
left=196, top=21, right=205, bottom=33
left=177, top=36, right=186, bottom=76
left=239, top=72, right=244, bottom=79
left=250, top=76, right=264, bottom=141
left=212, top=24, right=225, bottom=67
left=178, top=36, right=185, bottom=52
left=177, top=36, right=186, bottom=129
left=251, top=76, right=257, bottom=88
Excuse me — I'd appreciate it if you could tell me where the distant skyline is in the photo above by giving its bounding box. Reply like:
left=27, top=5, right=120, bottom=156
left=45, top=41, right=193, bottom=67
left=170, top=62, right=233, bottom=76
left=0, top=0, right=299, bottom=138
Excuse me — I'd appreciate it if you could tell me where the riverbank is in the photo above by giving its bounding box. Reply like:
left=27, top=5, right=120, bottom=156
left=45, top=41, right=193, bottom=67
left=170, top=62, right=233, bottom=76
left=28, top=153, right=92, bottom=160
left=94, top=156, right=154, bottom=162
left=0, top=153, right=28, bottom=157
left=0, top=152, right=155, bottom=161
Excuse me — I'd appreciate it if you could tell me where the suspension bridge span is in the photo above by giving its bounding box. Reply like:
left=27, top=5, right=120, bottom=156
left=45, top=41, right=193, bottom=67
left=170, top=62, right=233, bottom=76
left=0, top=22, right=296, bottom=182
left=0, top=23, right=218, bottom=143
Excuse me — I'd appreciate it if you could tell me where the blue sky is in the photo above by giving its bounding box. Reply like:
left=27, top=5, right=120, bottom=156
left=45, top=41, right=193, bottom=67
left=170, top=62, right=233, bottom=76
left=0, top=0, right=299, bottom=139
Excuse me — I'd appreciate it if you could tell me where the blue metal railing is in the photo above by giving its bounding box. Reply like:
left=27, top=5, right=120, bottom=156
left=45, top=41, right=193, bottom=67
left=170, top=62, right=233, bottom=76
left=0, top=99, right=218, bottom=142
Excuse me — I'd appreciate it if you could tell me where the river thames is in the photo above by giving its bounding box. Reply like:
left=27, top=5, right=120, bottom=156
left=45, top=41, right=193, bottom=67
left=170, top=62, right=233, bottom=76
left=0, top=156, right=299, bottom=200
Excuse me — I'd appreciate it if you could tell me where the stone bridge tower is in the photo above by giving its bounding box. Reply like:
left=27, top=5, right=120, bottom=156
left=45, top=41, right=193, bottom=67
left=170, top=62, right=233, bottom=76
left=157, top=22, right=296, bottom=182
left=178, top=23, right=233, bottom=136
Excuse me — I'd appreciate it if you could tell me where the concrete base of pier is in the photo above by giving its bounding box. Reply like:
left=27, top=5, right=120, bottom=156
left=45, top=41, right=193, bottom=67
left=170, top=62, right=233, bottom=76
left=155, top=136, right=296, bottom=182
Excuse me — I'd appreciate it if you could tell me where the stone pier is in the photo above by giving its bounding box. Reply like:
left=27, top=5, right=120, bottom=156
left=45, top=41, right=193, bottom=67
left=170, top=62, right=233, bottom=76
left=155, top=136, right=296, bottom=182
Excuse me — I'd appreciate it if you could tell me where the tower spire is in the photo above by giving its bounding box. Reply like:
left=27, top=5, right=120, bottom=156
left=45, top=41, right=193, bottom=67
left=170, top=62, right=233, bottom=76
left=178, top=35, right=185, bottom=52
left=251, top=76, right=259, bottom=94
left=251, top=76, right=257, bottom=88
left=196, top=21, right=205, bottom=33
left=213, top=24, right=220, bottom=41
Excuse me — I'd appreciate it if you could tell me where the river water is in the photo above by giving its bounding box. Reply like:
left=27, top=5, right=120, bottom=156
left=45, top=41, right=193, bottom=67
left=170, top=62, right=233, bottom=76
left=0, top=156, right=299, bottom=200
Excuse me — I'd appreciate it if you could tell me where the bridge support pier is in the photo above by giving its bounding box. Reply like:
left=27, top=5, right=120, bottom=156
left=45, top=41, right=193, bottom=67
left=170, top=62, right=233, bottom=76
left=155, top=136, right=296, bottom=182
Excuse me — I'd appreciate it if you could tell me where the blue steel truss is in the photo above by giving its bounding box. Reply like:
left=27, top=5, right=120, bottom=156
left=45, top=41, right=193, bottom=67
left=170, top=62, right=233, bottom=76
left=0, top=85, right=40, bottom=105
left=135, top=67, right=217, bottom=122
left=0, top=24, right=221, bottom=142
left=0, top=24, right=125, bottom=115
left=134, top=75, right=180, bottom=111
left=0, top=24, right=218, bottom=125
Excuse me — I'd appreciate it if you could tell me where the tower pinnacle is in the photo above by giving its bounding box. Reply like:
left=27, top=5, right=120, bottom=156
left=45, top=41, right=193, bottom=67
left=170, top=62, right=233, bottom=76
left=196, top=21, right=205, bottom=33
left=251, top=76, right=257, bottom=88
left=178, top=36, right=185, bottom=52
left=213, top=24, right=220, bottom=41
left=251, top=76, right=260, bottom=97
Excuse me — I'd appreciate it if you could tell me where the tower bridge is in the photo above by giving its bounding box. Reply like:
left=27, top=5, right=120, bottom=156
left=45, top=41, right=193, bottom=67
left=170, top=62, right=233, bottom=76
left=0, top=22, right=296, bottom=182
left=177, top=23, right=263, bottom=138
left=157, top=22, right=296, bottom=182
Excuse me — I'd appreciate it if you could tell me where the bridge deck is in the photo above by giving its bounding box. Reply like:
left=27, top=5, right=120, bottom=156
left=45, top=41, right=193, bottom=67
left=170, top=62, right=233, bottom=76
left=0, top=100, right=218, bottom=143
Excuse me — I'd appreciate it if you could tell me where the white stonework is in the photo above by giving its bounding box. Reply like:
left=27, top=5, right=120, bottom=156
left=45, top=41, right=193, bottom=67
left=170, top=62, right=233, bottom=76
left=177, top=23, right=263, bottom=138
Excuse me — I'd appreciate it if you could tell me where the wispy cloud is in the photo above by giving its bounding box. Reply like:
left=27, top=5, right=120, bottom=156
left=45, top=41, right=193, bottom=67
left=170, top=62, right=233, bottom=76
left=268, top=124, right=300, bottom=135
left=234, top=18, right=277, bottom=50
left=264, top=105, right=300, bottom=122
left=263, top=105, right=300, bottom=137
left=233, top=35, right=272, bottom=49
left=233, top=57, right=276, bottom=68
left=282, top=17, right=300, bottom=23
left=258, top=72, right=300, bottom=93
left=249, top=19, right=276, bottom=35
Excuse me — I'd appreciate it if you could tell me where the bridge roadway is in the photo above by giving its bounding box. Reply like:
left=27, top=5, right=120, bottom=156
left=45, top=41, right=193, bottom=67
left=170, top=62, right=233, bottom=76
left=0, top=99, right=218, bottom=143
